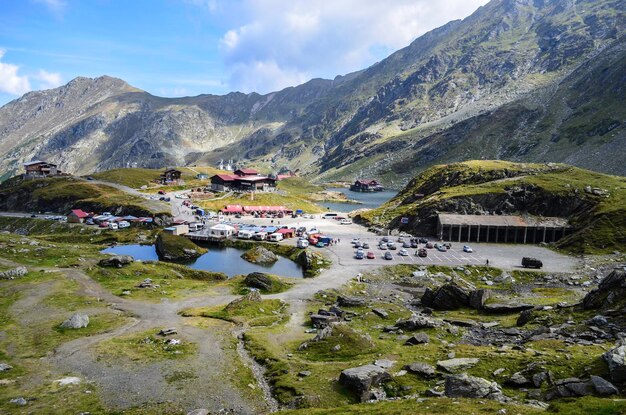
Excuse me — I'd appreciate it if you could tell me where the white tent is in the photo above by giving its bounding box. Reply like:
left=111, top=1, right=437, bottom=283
left=209, top=223, right=236, bottom=238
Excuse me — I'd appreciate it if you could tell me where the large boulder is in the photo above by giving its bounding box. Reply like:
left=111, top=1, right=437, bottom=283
left=60, top=313, right=89, bottom=329
left=98, top=255, right=133, bottom=268
left=337, top=295, right=366, bottom=307
left=603, top=342, right=626, bottom=383
left=404, top=362, right=435, bottom=378
left=421, top=284, right=470, bottom=310
left=240, top=246, right=278, bottom=265
left=155, top=232, right=205, bottom=262
left=244, top=272, right=274, bottom=291
left=339, top=365, right=391, bottom=402
left=583, top=269, right=626, bottom=310
left=445, top=373, right=505, bottom=401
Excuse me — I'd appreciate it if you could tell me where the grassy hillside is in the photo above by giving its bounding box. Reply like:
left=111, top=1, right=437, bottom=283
left=0, top=176, right=170, bottom=217
left=91, top=166, right=224, bottom=189
left=358, top=160, right=626, bottom=254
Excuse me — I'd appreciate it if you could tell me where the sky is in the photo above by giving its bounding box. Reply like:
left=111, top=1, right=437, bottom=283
left=0, top=0, right=489, bottom=106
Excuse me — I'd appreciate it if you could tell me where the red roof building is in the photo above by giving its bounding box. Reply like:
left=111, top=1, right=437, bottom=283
left=67, top=209, right=90, bottom=223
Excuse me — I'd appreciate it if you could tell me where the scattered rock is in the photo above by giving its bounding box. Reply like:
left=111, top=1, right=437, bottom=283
left=374, top=359, right=395, bottom=369
left=60, top=313, right=89, bottom=329
left=55, top=377, right=81, bottom=386
left=298, top=371, right=311, bottom=377
left=10, top=397, right=27, bottom=406
left=337, top=295, right=366, bottom=307
left=603, top=343, right=626, bottom=383
left=405, top=333, right=430, bottom=345
left=0, top=266, right=27, bottom=279
left=372, top=308, right=388, bottom=319
left=137, top=278, right=153, bottom=288
left=0, top=363, right=12, bottom=371
left=421, top=284, right=470, bottom=310
left=98, top=255, right=133, bottom=268
left=404, top=362, right=435, bottom=378
left=590, top=375, right=619, bottom=396
left=395, top=314, right=441, bottom=330
left=339, top=365, right=391, bottom=402
left=507, top=372, right=531, bottom=386
left=445, top=373, right=505, bottom=401
left=158, top=328, right=178, bottom=336
left=516, top=309, right=534, bottom=327
left=187, top=410, right=209, bottom=415
left=437, top=358, right=480, bottom=373
left=482, top=303, right=534, bottom=314
left=310, top=314, right=340, bottom=328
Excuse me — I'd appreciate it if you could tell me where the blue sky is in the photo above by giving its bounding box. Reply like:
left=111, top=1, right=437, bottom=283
left=0, top=0, right=488, bottom=106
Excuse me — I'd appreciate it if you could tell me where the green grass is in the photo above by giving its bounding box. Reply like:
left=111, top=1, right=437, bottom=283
left=184, top=297, right=288, bottom=327
left=87, top=261, right=227, bottom=301
left=90, top=168, right=163, bottom=188
left=95, top=330, right=197, bottom=363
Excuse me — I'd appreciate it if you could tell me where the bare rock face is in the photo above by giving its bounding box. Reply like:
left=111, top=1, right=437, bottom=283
left=339, top=365, right=391, bottom=402
left=244, top=272, right=274, bottom=291
left=445, top=373, right=505, bottom=401
left=0, top=266, right=28, bottom=279
left=60, top=313, right=89, bottom=329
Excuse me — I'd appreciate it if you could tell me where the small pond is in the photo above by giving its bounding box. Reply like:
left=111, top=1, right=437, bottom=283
left=319, top=187, right=398, bottom=213
left=101, top=244, right=304, bottom=278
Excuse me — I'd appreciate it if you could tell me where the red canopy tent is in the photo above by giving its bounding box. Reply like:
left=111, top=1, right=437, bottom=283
left=221, top=205, right=244, bottom=213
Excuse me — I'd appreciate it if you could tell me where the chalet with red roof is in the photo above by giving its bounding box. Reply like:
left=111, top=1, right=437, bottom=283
left=210, top=168, right=276, bottom=193
left=350, top=179, right=384, bottom=192
left=23, top=160, right=61, bottom=177
left=67, top=209, right=91, bottom=223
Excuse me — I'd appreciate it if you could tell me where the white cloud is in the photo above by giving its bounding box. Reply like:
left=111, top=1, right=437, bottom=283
left=35, top=70, right=63, bottom=89
left=211, top=0, right=490, bottom=93
left=0, top=50, right=31, bottom=96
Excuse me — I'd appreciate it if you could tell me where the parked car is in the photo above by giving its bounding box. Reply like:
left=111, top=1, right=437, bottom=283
left=418, top=237, right=428, bottom=244
left=355, top=241, right=363, bottom=248
left=108, top=222, right=119, bottom=230
left=387, top=242, right=397, bottom=250
left=355, top=251, right=364, bottom=259
left=463, top=245, right=473, bottom=253
left=426, top=242, right=434, bottom=249
left=366, top=251, right=375, bottom=259
left=340, top=219, right=352, bottom=225
left=118, top=221, right=130, bottom=229
left=158, top=190, right=165, bottom=195
left=351, top=238, right=360, bottom=244
left=522, top=257, right=543, bottom=269
left=384, top=251, right=393, bottom=260
left=362, top=243, right=370, bottom=249
left=436, top=245, right=447, bottom=252
left=397, top=237, right=404, bottom=243
left=379, top=243, right=388, bottom=250
left=402, top=241, right=411, bottom=248
left=85, top=218, right=95, bottom=225
left=381, top=237, right=389, bottom=243
left=417, top=248, right=427, bottom=257
left=444, top=242, right=452, bottom=249
left=399, top=249, right=409, bottom=256
left=410, top=240, right=418, bottom=248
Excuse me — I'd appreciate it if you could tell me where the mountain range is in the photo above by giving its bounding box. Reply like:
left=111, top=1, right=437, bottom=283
left=0, top=0, right=624, bottom=185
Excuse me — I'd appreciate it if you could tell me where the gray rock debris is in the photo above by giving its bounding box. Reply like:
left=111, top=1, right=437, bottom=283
left=437, top=358, right=480, bottom=373
left=445, top=373, right=506, bottom=401
left=603, top=342, right=626, bottom=383
left=339, top=365, right=391, bottom=402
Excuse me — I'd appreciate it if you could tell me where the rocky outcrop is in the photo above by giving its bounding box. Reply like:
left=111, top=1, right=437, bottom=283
left=583, top=269, right=626, bottom=310
left=404, top=362, right=435, bottom=378
left=155, top=233, right=205, bottom=262
left=0, top=266, right=27, bottom=279
left=395, top=314, right=442, bottom=330
left=437, top=358, right=480, bottom=373
left=98, top=255, right=134, bottom=268
left=337, top=295, right=366, bottom=308
left=240, top=246, right=278, bottom=265
left=338, top=365, right=391, bottom=402
left=444, top=374, right=505, bottom=401
left=421, top=284, right=470, bottom=310
left=224, top=291, right=262, bottom=311
left=60, top=313, right=89, bottom=329
left=244, top=272, right=276, bottom=292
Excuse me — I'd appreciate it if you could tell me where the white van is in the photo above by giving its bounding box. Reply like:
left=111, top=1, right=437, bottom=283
left=108, top=222, right=119, bottom=230
left=253, top=232, right=268, bottom=241
left=322, top=213, right=338, bottom=219
left=267, top=233, right=284, bottom=242
left=297, top=238, right=309, bottom=248
left=238, top=230, right=256, bottom=239
left=118, top=221, right=130, bottom=229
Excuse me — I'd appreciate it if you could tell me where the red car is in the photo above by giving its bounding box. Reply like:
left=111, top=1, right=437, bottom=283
left=366, top=251, right=375, bottom=259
